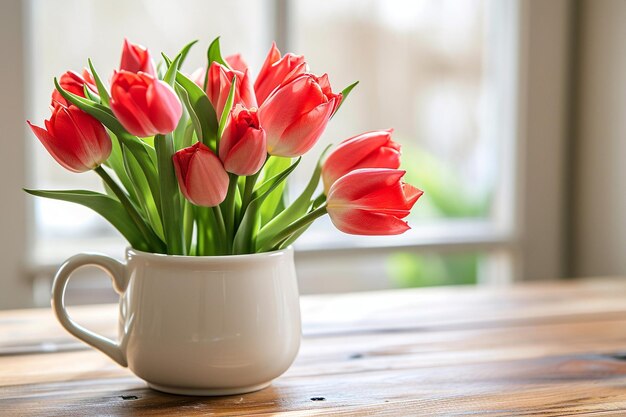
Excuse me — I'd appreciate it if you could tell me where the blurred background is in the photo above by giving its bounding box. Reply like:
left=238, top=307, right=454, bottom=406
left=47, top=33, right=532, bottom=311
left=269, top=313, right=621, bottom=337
left=0, top=0, right=622, bottom=309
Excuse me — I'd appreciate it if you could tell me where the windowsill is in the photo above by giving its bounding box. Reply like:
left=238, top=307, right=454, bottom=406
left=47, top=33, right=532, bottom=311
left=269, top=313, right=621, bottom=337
left=26, top=218, right=515, bottom=277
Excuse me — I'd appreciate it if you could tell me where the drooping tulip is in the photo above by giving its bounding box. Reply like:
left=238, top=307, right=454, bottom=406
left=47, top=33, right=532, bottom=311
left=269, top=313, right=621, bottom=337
left=258, top=73, right=341, bottom=157
left=205, top=62, right=257, bottom=120
left=254, top=42, right=307, bottom=105
left=51, top=70, right=97, bottom=107
left=322, top=129, right=401, bottom=193
left=119, top=39, right=157, bottom=76
left=219, top=104, right=266, bottom=176
left=172, top=142, right=229, bottom=207
left=27, top=104, right=111, bottom=173
left=110, top=70, right=182, bottom=137
left=326, top=168, right=422, bottom=235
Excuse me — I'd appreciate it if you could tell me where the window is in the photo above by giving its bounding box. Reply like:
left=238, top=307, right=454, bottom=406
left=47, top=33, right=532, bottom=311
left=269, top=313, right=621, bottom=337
left=10, top=0, right=569, bottom=306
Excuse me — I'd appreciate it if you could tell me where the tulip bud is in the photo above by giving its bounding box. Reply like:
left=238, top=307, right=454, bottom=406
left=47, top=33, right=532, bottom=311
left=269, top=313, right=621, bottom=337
left=51, top=70, right=97, bottom=107
left=254, top=42, right=307, bottom=105
left=27, top=104, right=111, bottom=173
left=110, top=70, right=182, bottom=137
left=322, top=129, right=401, bottom=193
left=205, top=62, right=257, bottom=119
left=326, top=168, right=422, bottom=235
left=120, top=39, right=157, bottom=76
left=219, top=104, right=266, bottom=176
left=258, top=73, right=341, bottom=157
left=173, top=142, right=229, bottom=207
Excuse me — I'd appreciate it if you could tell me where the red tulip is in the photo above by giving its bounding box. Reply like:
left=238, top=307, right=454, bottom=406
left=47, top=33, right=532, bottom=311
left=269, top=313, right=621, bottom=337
left=225, top=53, right=249, bottom=73
left=205, top=62, right=257, bottom=119
left=51, top=70, right=97, bottom=107
left=189, top=55, right=248, bottom=88
left=322, top=129, right=401, bottom=193
left=173, top=142, right=229, bottom=207
left=119, top=39, right=156, bottom=76
left=219, top=104, right=266, bottom=176
left=326, top=169, right=422, bottom=235
left=258, top=73, right=341, bottom=157
left=110, top=71, right=182, bottom=137
left=81, top=68, right=96, bottom=86
left=254, top=42, right=307, bottom=105
left=27, top=104, right=111, bottom=173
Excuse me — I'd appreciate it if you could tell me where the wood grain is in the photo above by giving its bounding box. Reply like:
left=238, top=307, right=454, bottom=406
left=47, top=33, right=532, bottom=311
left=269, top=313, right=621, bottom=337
left=2, top=278, right=626, bottom=416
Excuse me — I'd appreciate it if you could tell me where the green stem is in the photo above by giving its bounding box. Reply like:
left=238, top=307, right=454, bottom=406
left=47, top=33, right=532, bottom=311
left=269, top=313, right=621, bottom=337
left=259, top=205, right=328, bottom=252
left=240, top=171, right=261, bottom=224
left=95, top=166, right=165, bottom=252
left=221, top=173, right=238, bottom=244
left=155, top=134, right=185, bottom=255
left=212, top=206, right=229, bottom=254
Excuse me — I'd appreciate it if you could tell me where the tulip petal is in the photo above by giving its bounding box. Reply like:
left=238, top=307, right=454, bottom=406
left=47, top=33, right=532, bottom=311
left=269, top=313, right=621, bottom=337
left=185, top=151, right=229, bottom=207
left=27, top=121, right=90, bottom=173
left=254, top=45, right=307, bottom=105
left=63, top=106, right=111, bottom=169
left=146, top=79, right=182, bottom=134
left=328, top=169, right=406, bottom=202
left=259, top=75, right=327, bottom=139
left=225, top=53, right=248, bottom=73
left=111, top=91, right=155, bottom=137
left=223, top=129, right=267, bottom=176
left=327, top=207, right=411, bottom=235
left=268, top=99, right=335, bottom=157
left=255, top=42, right=282, bottom=93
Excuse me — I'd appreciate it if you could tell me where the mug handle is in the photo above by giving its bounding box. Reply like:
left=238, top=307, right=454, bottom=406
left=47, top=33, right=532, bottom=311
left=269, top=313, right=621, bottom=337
left=51, top=253, right=128, bottom=367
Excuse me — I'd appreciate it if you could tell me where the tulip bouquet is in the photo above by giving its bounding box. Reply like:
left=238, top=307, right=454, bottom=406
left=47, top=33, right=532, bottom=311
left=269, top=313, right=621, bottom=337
left=25, top=38, right=422, bottom=255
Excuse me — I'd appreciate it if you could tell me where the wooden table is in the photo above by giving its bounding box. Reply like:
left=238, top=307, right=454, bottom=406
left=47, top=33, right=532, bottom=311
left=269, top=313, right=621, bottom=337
left=3, top=278, right=626, bottom=416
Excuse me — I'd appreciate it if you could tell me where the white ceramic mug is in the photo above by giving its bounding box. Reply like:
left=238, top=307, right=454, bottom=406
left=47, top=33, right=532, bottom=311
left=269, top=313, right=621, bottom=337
left=51, top=247, right=301, bottom=396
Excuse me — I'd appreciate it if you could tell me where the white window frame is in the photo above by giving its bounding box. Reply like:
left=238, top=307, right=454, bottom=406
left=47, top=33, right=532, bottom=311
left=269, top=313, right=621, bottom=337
left=0, top=0, right=572, bottom=308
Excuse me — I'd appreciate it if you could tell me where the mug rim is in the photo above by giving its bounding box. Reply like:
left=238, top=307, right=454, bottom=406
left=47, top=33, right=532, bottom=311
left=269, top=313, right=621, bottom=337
left=126, top=245, right=293, bottom=264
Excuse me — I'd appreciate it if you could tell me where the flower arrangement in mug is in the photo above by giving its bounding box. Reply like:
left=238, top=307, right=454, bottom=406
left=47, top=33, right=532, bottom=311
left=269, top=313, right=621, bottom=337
left=25, top=38, right=423, bottom=255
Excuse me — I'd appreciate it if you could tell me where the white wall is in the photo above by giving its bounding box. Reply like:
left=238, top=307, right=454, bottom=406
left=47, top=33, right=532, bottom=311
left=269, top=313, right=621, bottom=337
left=0, top=0, right=33, bottom=308
left=516, top=0, right=571, bottom=281
left=572, top=0, right=626, bottom=276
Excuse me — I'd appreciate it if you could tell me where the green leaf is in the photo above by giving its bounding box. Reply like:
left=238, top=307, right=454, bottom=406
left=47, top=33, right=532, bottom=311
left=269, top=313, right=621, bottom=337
left=122, top=147, right=165, bottom=241
left=175, top=71, right=218, bottom=150
left=183, top=200, right=194, bottom=255
left=103, top=131, right=140, bottom=205
left=176, top=40, right=198, bottom=68
left=278, top=194, right=327, bottom=250
left=161, top=53, right=172, bottom=67
left=233, top=158, right=301, bottom=254
left=207, top=36, right=229, bottom=67
left=24, top=189, right=149, bottom=251
left=155, top=133, right=184, bottom=255
left=83, top=84, right=100, bottom=103
left=258, top=156, right=292, bottom=226
left=256, top=145, right=330, bottom=249
left=172, top=104, right=189, bottom=151
left=203, top=37, right=229, bottom=91
left=162, top=53, right=182, bottom=86
left=217, top=75, right=237, bottom=140
left=334, top=80, right=359, bottom=116
left=88, top=59, right=110, bottom=106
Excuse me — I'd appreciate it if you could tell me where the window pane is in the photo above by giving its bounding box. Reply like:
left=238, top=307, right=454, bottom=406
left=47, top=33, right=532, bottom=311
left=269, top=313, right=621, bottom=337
left=291, top=0, right=494, bottom=223
left=29, top=0, right=272, bottom=242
